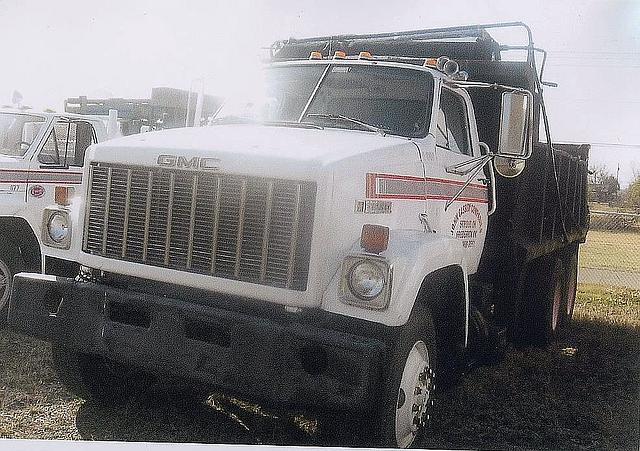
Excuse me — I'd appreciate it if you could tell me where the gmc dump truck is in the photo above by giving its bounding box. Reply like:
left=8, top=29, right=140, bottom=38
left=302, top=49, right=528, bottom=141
left=0, top=110, right=109, bottom=318
left=8, top=23, right=589, bottom=447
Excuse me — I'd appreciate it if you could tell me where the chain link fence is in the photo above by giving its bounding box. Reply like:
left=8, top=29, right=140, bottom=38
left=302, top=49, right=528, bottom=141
left=578, top=205, right=640, bottom=289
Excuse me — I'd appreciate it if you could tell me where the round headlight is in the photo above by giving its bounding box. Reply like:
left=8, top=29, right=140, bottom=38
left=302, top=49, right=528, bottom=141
left=348, top=260, right=386, bottom=300
left=48, top=212, right=69, bottom=243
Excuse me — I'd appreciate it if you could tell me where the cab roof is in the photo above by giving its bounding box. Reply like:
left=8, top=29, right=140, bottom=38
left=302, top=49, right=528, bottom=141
left=0, top=108, right=105, bottom=122
left=270, top=22, right=540, bottom=93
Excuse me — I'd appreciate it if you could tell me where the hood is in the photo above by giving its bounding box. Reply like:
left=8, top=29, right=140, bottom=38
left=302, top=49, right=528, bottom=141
left=0, top=154, right=26, bottom=168
left=89, top=124, right=414, bottom=180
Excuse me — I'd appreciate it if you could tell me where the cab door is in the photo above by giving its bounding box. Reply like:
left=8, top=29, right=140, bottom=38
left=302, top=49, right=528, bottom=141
left=431, top=85, right=489, bottom=273
left=27, top=118, right=96, bottom=213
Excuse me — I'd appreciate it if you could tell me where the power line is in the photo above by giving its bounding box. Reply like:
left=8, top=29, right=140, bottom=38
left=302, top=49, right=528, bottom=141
left=555, top=141, right=640, bottom=148
left=550, top=50, right=640, bottom=54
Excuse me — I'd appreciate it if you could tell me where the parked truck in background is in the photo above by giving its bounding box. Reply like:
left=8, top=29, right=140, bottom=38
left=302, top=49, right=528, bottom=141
left=64, top=87, right=222, bottom=136
left=0, top=110, right=110, bottom=317
left=8, top=23, right=589, bottom=448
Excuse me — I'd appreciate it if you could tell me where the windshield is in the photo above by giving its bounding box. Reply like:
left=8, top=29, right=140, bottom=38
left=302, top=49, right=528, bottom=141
left=0, top=113, right=46, bottom=157
left=214, top=63, right=434, bottom=138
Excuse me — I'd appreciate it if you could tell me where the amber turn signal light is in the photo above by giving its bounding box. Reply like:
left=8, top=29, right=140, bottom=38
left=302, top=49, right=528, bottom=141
left=55, top=186, right=73, bottom=206
left=360, top=224, right=389, bottom=254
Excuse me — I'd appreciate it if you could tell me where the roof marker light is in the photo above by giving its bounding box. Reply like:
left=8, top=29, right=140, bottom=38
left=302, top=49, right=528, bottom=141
left=423, top=57, right=438, bottom=67
left=333, top=50, right=346, bottom=59
left=309, top=51, right=323, bottom=60
left=358, top=51, right=373, bottom=60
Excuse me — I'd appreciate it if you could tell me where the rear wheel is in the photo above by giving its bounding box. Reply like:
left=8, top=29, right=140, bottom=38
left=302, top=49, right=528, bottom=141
left=561, top=248, right=579, bottom=327
left=0, top=238, right=24, bottom=323
left=518, top=256, right=564, bottom=346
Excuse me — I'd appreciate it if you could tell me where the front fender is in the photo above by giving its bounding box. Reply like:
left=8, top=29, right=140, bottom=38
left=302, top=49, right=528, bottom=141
left=321, top=229, right=468, bottom=327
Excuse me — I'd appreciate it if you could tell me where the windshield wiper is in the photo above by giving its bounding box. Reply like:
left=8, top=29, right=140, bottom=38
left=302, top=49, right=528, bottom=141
left=304, top=113, right=390, bottom=136
left=211, top=117, right=323, bottom=130
left=211, top=116, right=253, bottom=125
left=264, top=120, right=323, bottom=130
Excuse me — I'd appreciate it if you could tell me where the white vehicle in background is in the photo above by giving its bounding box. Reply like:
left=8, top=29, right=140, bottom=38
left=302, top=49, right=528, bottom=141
left=0, top=110, right=108, bottom=316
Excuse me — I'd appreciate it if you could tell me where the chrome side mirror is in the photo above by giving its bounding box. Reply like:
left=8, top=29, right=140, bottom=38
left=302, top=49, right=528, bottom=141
left=498, top=91, right=532, bottom=158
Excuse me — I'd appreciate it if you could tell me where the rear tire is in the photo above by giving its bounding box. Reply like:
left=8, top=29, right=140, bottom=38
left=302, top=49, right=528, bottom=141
left=52, top=344, right=147, bottom=405
left=561, top=248, right=578, bottom=327
left=517, top=256, right=564, bottom=346
left=0, top=238, right=24, bottom=324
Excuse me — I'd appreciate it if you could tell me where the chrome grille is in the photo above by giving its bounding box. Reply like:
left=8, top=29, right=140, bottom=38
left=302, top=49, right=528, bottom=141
left=83, top=163, right=316, bottom=290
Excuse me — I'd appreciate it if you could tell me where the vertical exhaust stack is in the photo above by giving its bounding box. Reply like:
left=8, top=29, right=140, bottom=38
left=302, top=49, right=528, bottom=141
left=106, top=109, right=120, bottom=139
left=194, top=80, right=205, bottom=127
left=185, top=78, right=205, bottom=127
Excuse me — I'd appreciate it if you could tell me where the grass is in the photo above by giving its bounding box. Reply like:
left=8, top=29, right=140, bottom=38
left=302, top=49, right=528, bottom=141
left=0, top=284, right=638, bottom=449
left=580, top=229, right=640, bottom=273
left=588, top=202, right=638, bottom=214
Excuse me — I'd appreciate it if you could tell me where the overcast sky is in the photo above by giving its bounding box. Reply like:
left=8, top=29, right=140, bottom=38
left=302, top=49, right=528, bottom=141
left=1, top=0, right=639, bottom=185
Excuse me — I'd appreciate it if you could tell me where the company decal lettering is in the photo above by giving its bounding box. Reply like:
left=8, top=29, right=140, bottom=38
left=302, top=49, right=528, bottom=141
left=354, top=199, right=392, bottom=214
left=366, top=173, right=488, bottom=203
left=30, top=185, right=46, bottom=198
left=450, top=203, right=483, bottom=249
left=0, top=184, right=22, bottom=194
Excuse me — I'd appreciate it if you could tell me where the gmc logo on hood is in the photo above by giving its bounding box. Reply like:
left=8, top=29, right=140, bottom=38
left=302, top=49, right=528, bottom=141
left=157, top=154, right=220, bottom=171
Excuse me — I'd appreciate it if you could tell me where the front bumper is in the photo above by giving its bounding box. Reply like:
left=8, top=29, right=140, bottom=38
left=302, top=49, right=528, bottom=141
left=9, top=273, right=388, bottom=411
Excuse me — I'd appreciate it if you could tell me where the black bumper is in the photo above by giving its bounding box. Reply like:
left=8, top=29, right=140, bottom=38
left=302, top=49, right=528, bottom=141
left=8, top=273, right=388, bottom=411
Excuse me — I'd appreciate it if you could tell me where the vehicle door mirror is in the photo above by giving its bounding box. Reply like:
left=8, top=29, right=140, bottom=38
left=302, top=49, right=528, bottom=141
left=38, top=153, right=59, bottom=165
left=498, top=91, right=532, bottom=158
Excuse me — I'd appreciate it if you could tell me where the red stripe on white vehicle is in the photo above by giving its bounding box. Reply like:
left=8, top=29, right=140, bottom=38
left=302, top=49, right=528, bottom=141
left=0, top=169, right=82, bottom=184
left=367, top=172, right=488, bottom=204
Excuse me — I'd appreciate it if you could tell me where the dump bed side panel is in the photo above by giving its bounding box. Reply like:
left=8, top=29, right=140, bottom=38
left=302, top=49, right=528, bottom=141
left=478, top=142, right=589, bottom=275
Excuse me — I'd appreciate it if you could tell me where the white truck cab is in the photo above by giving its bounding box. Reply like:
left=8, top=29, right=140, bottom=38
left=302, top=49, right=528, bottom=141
left=0, top=110, right=107, bottom=313
left=8, top=23, right=589, bottom=448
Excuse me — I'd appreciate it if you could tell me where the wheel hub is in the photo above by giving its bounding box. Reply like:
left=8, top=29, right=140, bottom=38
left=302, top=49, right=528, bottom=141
left=0, top=259, right=10, bottom=307
left=395, top=340, right=434, bottom=448
left=552, top=278, right=562, bottom=331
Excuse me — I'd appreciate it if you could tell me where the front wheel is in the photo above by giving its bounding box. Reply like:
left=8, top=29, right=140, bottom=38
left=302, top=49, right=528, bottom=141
left=376, top=304, right=437, bottom=448
left=0, top=238, right=24, bottom=323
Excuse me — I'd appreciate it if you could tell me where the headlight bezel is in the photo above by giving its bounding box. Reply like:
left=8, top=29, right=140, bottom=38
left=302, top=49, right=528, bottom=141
left=339, top=254, right=393, bottom=310
left=42, top=207, right=72, bottom=249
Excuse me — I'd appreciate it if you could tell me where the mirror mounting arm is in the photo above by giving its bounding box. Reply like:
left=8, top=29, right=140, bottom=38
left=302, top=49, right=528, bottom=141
left=445, top=153, right=493, bottom=176
left=444, top=143, right=495, bottom=211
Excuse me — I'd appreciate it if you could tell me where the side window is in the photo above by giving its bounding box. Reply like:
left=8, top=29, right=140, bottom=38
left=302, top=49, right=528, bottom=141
left=436, top=89, right=471, bottom=156
left=38, top=121, right=95, bottom=167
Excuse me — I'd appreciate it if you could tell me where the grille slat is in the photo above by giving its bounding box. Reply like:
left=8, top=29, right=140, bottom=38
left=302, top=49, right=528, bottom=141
left=84, top=164, right=315, bottom=291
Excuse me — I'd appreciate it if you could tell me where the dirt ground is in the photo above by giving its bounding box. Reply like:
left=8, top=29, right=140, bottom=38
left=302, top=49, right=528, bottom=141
left=0, top=284, right=638, bottom=450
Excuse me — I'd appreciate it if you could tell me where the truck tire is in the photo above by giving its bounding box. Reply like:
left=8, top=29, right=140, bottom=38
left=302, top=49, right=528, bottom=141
left=517, top=256, right=564, bottom=346
left=52, top=344, right=145, bottom=405
left=375, top=303, right=437, bottom=448
left=0, top=238, right=24, bottom=323
left=468, top=304, right=506, bottom=365
left=561, top=248, right=579, bottom=327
